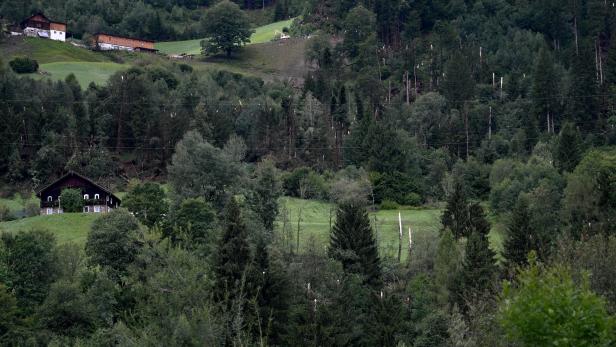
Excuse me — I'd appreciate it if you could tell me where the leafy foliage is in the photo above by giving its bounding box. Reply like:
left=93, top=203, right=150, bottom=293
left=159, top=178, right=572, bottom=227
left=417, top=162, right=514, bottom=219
left=500, top=258, right=616, bottom=347
left=123, top=182, right=168, bottom=228
left=200, top=1, right=254, bottom=57
left=60, top=188, right=84, bottom=213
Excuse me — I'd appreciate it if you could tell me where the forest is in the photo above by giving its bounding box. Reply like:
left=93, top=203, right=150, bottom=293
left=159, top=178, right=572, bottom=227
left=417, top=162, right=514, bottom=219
left=1, top=0, right=616, bottom=346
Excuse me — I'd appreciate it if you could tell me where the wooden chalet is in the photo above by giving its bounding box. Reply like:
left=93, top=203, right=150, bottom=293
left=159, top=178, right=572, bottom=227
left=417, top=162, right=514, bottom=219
left=20, top=13, right=66, bottom=41
left=93, top=33, right=157, bottom=52
left=36, top=171, right=121, bottom=215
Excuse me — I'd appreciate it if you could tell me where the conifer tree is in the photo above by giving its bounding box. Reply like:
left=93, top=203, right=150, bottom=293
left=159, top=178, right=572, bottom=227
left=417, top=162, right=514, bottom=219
left=213, top=198, right=251, bottom=305
left=329, top=203, right=382, bottom=288
left=441, top=182, right=469, bottom=239
left=605, top=34, right=616, bottom=86
left=531, top=48, right=558, bottom=134
left=455, top=231, right=497, bottom=311
left=504, top=197, right=534, bottom=268
left=555, top=121, right=583, bottom=173
left=567, top=40, right=598, bottom=131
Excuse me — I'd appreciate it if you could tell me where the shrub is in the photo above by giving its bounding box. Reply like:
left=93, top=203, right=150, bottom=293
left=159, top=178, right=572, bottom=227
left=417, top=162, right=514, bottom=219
left=379, top=200, right=399, bottom=210
left=0, top=204, right=12, bottom=221
left=9, top=57, right=38, bottom=74
left=178, top=63, right=193, bottom=73
left=402, top=192, right=423, bottom=207
left=24, top=202, right=40, bottom=217
left=60, top=189, right=84, bottom=213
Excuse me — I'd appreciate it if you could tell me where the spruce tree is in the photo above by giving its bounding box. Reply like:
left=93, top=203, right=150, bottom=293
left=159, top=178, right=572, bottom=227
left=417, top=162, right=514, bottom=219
left=504, top=198, right=534, bottom=268
left=213, top=198, right=251, bottom=305
left=567, top=40, right=598, bottom=131
left=531, top=47, right=558, bottom=134
left=329, top=203, right=382, bottom=288
left=555, top=121, right=582, bottom=173
left=441, top=182, right=469, bottom=239
left=605, top=34, right=616, bottom=86
left=455, top=231, right=497, bottom=311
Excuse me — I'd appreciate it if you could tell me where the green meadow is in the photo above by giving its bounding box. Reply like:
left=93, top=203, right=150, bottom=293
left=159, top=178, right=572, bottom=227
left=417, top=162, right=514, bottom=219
left=156, top=18, right=294, bottom=55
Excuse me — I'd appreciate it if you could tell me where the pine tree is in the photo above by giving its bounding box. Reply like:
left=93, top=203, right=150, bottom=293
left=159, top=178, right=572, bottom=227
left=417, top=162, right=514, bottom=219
left=329, top=203, right=382, bottom=288
left=531, top=47, right=558, bottom=134
left=503, top=198, right=534, bottom=268
left=567, top=40, right=598, bottom=131
left=555, top=121, right=583, bottom=173
left=605, top=34, right=616, bottom=86
left=213, top=198, right=252, bottom=305
left=467, top=203, right=490, bottom=236
left=455, top=231, right=497, bottom=311
left=441, top=182, right=469, bottom=239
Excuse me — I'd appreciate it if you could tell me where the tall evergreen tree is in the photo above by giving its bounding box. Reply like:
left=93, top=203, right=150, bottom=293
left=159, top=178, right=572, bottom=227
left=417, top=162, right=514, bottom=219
left=329, top=203, right=382, bottom=288
left=555, top=121, right=583, bottom=173
left=567, top=40, right=598, bottom=131
left=213, top=198, right=252, bottom=304
left=531, top=48, right=559, bottom=134
left=504, top=198, right=535, bottom=268
left=455, top=231, right=497, bottom=312
left=441, top=182, right=469, bottom=239
left=248, top=159, right=282, bottom=232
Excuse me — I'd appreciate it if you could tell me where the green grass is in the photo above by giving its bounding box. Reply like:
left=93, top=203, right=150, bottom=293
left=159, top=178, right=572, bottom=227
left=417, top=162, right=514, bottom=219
left=4, top=37, right=109, bottom=64
left=277, top=198, right=443, bottom=261
left=155, top=18, right=295, bottom=55
left=37, top=62, right=128, bottom=87
left=0, top=213, right=98, bottom=245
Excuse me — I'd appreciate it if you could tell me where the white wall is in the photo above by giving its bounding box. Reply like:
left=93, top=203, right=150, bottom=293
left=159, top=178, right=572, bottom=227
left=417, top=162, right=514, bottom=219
left=98, top=42, right=134, bottom=51
left=50, top=29, right=65, bottom=42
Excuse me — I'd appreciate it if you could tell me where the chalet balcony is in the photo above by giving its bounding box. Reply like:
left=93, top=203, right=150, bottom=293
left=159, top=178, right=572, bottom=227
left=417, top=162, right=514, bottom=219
left=41, top=199, right=106, bottom=208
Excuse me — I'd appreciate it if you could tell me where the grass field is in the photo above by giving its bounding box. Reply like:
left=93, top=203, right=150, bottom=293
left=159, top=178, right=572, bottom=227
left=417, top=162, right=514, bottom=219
left=156, top=18, right=295, bottom=55
left=2, top=37, right=109, bottom=64
left=38, top=62, right=128, bottom=87
left=0, top=213, right=98, bottom=245
left=277, top=197, right=444, bottom=262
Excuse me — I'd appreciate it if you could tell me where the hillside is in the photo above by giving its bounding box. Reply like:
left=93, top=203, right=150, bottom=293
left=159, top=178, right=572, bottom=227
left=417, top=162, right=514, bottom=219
left=156, top=18, right=295, bottom=55
left=0, top=213, right=97, bottom=245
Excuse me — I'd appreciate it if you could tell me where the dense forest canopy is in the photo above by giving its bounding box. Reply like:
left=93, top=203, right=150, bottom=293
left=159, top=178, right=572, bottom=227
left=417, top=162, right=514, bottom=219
left=0, top=0, right=303, bottom=40
left=0, top=0, right=616, bottom=346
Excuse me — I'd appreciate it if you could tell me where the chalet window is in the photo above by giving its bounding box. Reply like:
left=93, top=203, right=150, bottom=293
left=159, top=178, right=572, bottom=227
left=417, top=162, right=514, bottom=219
left=46, top=208, right=53, bottom=215
left=47, top=196, right=52, bottom=202
left=84, top=206, right=90, bottom=213
left=84, top=194, right=89, bottom=200
left=94, top=194, right=100, bottom=200
left=94, top=206, right=101, bottom=213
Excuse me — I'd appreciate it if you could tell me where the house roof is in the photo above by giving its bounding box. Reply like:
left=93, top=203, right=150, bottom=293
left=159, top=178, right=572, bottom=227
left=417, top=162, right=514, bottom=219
left=93, top=32, right=156, bottom=44
left=36, top=171, right=121, bottom=202
left=20, top=13, right=66, bottom=27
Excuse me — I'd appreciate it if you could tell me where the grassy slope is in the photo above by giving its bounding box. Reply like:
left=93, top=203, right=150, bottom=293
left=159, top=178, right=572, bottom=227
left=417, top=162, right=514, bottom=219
left=156, top=18, right=294, bottom=55
left=38, top=62, right=127, bottom=87
left=278, top=197, right=443, bottom=262
left=1, top=37, right=128, bottom=87
left=0, top=213, right=97, bottom=245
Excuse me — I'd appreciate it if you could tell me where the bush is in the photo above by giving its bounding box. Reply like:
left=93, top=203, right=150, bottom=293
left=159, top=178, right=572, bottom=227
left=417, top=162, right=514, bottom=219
left=379, top=200, right=400, bottom=210
left=178, top=63, right=193, bottom=73
left=60, top=189, right=84, bottom=213
left=402, top=192, right=422, bottom=207
left=9, top=57, right=38, bottom=74
left=0, top=204, right=12, bottom=221
left=24, top=202, right=40, bottom=217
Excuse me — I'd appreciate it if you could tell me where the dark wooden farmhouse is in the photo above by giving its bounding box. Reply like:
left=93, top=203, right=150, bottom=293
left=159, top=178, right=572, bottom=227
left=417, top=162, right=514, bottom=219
left=36, top=171, right=121, bottom=215
left=20, top=13, right=66, bottom=41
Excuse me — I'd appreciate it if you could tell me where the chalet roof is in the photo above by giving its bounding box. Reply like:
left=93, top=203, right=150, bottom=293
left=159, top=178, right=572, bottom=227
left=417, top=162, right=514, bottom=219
left=36, top=171, right=120, bottom=202
left=20, top=12, right=66, bottom=26
left=93, top=32, right=156, bottom=44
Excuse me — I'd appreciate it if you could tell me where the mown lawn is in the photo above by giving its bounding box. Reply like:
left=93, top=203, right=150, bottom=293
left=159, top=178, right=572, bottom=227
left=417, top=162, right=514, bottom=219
left=277, top=197, right=443, bottom=262
left=0, top=213, right=98, bottom=245
left=3, top=37, right=109, bottom=64
left=155, top=18, right=295, bottom=55
left=37, top=62, right=128, bottom=87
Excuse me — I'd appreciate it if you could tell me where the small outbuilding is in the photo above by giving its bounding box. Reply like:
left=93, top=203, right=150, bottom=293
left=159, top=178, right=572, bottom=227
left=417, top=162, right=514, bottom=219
left=36, top=171, right=121, bottom=215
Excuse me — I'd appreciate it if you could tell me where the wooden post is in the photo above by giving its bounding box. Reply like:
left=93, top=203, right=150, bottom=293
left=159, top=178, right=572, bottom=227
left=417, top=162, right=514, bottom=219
left=488, top=106, right=492, bottom=140
left=398, top=212, right=402, bottom=262
left=408, top=226, right=413, bottom=255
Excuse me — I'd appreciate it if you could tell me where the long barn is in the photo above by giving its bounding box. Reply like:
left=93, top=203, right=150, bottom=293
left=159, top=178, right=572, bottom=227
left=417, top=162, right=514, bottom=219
left=93, top=33, right=157, bottom=52
left=20, top=13, right=66, bottom=41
